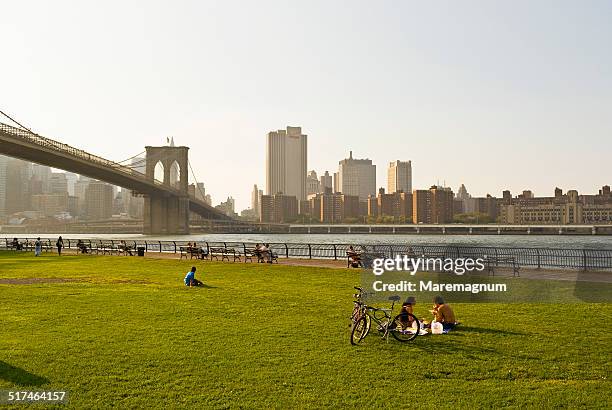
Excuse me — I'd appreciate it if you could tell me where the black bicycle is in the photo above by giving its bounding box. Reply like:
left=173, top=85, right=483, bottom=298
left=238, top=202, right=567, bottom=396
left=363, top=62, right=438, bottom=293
left=350, top=291, right=420, bottom=345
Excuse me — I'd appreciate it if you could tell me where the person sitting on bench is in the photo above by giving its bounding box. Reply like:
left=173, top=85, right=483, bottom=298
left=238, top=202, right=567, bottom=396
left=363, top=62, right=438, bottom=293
left=184, top=266, right=204, bottom=287
left=120, top=240, right=133, bottom=256
left=258, top=243, right=272, bottom=263
left=77, top=239, right=88, bottom=254
left=430, top=296, right=457, bottom=331
left=347, top=246, right=361, bottom=267
left=12, top=238, right=22, bottom=251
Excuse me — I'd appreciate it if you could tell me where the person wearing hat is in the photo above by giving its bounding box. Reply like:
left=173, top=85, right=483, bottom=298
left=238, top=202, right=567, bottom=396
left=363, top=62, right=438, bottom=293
left=430, top=296, right=457, bottom=331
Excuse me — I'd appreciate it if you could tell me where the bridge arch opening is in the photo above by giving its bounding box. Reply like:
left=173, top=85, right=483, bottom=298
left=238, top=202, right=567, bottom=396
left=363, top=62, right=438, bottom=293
left=169, top=160, right=181, bottom=189
left=154, top=161, right=164, bottom=183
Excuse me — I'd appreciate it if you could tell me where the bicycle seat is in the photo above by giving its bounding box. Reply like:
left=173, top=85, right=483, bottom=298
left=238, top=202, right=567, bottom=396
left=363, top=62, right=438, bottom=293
left=388, top=295, right=401, bottom=302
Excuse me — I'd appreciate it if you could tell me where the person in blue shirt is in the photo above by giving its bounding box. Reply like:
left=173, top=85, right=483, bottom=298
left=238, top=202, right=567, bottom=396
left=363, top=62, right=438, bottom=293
left=184, top=266, right=203, bottom=287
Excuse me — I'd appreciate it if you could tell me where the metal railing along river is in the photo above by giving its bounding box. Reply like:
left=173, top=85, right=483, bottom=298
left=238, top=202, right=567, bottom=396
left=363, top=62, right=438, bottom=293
left=3, top=237, right=612, bottom=271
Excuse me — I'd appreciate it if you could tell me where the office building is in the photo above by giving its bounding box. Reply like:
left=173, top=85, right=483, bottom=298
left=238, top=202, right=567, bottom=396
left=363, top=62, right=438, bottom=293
left=306, top=170, right=320, bottom=195
left=337, top=151, right=376, bottom=200
left=387, top=160, right=412, bottom=194
left=260, top=194, right=298, bottom=223
left=49, top=172, right=68, bottom=194
left=320, top=171, right=333, bottom=192
left=31, top=193, right=69, bottom=217
left=266, top=126, right=307, bottom=200
left=216, top=197, right=236, bottom=217
left=85, top=181, right=114, bottom=220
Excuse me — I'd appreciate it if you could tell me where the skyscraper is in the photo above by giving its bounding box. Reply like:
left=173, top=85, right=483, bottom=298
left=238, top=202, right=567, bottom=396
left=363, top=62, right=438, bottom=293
left=266, top=126, right=307, bottom=201
left=251, top=184, right=263, bottom=215
left=337, top=151, right=376, bottom=201
left=320, top=171, right=332, bottom=192
left=306, top=170, right=320, bottom=195
left=387, top=160, right=412, bottom=194
left=85, top=181, right=114, bottom=220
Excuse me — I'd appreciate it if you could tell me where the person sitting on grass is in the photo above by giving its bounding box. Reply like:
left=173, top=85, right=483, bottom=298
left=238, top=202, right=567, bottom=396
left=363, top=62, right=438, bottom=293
left=430, top=296, right=457, bottom=331
left=184, top=266, right=204, bottom=287
left=398, top=296, right=417, bottom=328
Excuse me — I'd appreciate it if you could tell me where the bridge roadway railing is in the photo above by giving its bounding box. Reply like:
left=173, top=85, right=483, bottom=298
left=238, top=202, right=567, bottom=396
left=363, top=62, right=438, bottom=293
left=2, top=237, right=612, bottom=271
left=0, top=121, right=166, bottom=188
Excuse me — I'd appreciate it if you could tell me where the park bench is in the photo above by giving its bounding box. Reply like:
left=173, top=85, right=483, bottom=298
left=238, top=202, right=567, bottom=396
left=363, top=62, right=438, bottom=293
left=483, top=256, right=520, bottom=277
left=209, top=247, right=237, bottom=262
left=243, top=246, right=260, bottom=263
left=98, top=242, right=119, bottom=255
left=180, top=246, right=208, bottom=260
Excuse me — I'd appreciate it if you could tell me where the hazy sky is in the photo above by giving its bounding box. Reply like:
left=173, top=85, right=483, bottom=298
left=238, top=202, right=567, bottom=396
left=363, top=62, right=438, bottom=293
left=2, top=0, right=611, bottom=210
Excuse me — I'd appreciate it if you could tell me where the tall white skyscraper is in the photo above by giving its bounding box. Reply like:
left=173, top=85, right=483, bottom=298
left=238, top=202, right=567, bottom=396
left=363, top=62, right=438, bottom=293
left=251, top=184, right=263, bottom=214
left=338, top=151, right=376, bottom=201
left=266, top=126, right=307, bottom=200
left=387, top=160, right=412, bottom=194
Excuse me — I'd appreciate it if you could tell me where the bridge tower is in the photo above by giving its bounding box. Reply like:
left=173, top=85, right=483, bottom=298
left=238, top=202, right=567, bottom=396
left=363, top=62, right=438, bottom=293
left=143, top=146, right=190, bottom=235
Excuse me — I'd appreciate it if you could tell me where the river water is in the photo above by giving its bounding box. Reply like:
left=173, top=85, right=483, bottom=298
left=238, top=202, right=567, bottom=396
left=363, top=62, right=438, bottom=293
left=2, top=233, right=611, bottom=249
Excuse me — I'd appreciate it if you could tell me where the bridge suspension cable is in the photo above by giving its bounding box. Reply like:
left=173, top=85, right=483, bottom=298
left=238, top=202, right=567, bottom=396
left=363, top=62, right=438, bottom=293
left=0, top=109, right=38, bottom=135
left=188, top=159, right=208, bottom=201
left=116, top=150, right=146, bottom=164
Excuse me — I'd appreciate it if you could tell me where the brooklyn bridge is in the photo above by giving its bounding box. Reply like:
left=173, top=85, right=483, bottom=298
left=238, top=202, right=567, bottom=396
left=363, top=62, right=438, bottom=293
left=0, top=120, right=253, bottom=234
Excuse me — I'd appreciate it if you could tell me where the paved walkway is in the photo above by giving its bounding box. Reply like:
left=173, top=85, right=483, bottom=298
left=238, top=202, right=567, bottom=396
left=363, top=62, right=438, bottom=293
left=140, top=251, right=612, bottom=283
left=13, top=249, right=612, bottom=283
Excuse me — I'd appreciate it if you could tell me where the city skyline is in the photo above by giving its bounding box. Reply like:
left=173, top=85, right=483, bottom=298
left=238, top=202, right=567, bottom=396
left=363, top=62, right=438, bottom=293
left=2, top=1, right=611, bottom=210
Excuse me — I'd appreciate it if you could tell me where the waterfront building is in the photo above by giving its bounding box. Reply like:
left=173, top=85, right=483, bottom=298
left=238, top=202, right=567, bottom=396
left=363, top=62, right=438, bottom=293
left=367, top=188, right=412, bottom=221
left=31, top=193, right=69, bottom=217
left=500, top=187, right=612, bottom=224
left=337, top=151, right=376, bottom=201
left=260, top=194, right=298, bottom=223
left=307, top=188, right=359, bottom=223
left=412, top=185, right=454, bottom=224
left=266, top=126, right=307, bottom=201
left=387, top=160, right=412, bottom=194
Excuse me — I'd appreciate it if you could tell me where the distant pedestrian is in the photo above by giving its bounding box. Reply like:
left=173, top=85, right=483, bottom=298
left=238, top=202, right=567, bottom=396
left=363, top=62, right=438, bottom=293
left=56, top=236, right=64, bottom=256
left=34, top=237, right=42, bottom=257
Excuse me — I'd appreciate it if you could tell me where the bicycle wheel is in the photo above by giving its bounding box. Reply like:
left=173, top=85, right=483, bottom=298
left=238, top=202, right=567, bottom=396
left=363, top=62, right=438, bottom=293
left=390, top=313, right=420, bottom=342
left=350, top=316, right=369, bottom=345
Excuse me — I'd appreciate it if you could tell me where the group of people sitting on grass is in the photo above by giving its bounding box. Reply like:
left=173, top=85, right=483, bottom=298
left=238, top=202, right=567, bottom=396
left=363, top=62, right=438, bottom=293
left=398, top=295, right=457, bottom=332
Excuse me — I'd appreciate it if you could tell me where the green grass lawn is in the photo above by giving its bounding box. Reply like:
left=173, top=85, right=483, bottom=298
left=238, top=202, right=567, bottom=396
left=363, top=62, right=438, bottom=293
left=0, top=252, right=610, bottom=408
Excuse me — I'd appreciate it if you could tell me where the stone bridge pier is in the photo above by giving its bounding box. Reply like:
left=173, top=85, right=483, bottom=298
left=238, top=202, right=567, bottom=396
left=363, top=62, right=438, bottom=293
left=143, top=145, right=190, bottom=234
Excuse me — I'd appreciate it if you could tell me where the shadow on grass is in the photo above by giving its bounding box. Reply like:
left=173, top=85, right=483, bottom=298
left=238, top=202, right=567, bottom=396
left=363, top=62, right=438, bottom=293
left=0, top=361, right=49, bottom=386
left=454, top=326, right=526, bottom=336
